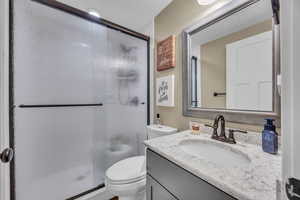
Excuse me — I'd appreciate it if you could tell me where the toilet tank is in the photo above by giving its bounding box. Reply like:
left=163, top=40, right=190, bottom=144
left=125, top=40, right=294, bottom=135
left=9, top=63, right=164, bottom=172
left=146, top=125, right=177, bottom=139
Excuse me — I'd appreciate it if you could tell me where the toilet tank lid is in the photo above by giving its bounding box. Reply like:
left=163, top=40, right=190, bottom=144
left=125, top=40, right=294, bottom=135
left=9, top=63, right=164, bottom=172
left=106, top=156, right=146, bottom=183
left=147, top=124, right=178, bottom=134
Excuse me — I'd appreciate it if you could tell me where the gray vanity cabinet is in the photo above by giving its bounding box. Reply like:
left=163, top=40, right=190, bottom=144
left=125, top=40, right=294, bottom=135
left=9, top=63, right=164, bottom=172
left=146, top=149, right=236, bottom=200
left=147, top=175, right=177, bottom=200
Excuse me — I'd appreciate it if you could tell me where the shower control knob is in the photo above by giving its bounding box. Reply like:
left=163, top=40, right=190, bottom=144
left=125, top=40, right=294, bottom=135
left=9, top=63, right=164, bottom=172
left=0, top=148, right=14, bottom=163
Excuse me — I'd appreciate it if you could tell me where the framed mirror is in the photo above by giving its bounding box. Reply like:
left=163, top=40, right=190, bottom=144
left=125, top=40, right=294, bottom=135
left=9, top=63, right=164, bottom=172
left=182, top=0, right=280, bottom=125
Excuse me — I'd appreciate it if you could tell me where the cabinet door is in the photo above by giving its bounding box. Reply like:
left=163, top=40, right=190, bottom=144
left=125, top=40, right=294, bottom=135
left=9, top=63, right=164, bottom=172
left=147, top=175, right=177, bottom=200
left=147, top=149, right=236, bottom=200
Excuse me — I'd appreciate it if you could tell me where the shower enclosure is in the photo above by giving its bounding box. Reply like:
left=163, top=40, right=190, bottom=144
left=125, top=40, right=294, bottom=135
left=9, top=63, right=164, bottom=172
left=10, top=0, right=149, bottom=200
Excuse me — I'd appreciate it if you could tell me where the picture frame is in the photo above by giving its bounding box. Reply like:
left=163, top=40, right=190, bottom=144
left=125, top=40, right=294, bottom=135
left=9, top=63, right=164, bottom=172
left=157, top=35, right=176, bottom=71
left=156, top=75, right=175, bottom=107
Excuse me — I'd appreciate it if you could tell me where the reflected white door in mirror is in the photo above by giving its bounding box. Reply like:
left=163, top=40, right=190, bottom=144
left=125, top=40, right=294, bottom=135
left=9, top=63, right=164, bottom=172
left=226, top=31, right=272, bottom=111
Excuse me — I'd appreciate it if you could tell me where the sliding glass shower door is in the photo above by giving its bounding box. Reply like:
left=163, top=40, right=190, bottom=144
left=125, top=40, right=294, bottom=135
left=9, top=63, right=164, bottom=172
left=103, top=29, right=148, bottom=170
left=12, top=1, right=148, bottom=200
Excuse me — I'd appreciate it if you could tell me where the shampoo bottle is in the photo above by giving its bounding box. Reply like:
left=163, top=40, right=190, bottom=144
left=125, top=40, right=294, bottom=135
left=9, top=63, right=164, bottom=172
left=262, top=119, right=278, bottom=154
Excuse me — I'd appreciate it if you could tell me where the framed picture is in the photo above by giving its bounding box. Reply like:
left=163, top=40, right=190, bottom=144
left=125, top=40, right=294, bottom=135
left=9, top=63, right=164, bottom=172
left=157, top=35, right=176, bottom=71
left=156, top=75, right=175, bottom=107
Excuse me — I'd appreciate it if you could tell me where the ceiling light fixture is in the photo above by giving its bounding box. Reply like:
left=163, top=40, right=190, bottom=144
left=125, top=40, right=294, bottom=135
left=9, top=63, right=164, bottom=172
left=88, top=9, right=101, bottom=18
left=197, top=0, right=218, bottom=5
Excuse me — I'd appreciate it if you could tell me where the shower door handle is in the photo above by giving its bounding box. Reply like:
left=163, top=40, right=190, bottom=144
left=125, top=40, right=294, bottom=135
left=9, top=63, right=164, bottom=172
left=0, top=148, right=14, bottom=163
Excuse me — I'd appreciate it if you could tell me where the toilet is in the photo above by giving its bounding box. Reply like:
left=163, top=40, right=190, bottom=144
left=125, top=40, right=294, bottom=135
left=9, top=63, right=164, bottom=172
left=105, top=124, right=177, bottom=200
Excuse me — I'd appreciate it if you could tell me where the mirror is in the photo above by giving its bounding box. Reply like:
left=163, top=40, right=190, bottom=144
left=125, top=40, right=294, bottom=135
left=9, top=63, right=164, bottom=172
left=183, top=0, right=280, bottom=125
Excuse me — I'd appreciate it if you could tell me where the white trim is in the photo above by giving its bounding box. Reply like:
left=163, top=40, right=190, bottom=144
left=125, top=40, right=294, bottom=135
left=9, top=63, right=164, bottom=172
left=281, top=0, right=300, bottom=199
left=0, top=1, right=11, bottom=200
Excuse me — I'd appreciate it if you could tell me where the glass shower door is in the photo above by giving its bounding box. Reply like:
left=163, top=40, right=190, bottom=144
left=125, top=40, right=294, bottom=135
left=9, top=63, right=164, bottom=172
left=13, top=1, right=107, bottom=199
left=12, top=1, right=149, bottom=200
left=103, top=29, right=148, bottom=169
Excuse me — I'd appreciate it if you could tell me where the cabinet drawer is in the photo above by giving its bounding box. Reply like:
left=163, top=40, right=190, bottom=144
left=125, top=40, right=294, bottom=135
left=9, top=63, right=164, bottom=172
left=147, top=149, right=236, bottom=200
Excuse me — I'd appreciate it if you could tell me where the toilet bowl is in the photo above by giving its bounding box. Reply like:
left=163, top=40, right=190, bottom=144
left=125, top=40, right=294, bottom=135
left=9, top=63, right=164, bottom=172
left=105, top=125, right=177, bottom=200
left=105, top=156, right=146, bottom=200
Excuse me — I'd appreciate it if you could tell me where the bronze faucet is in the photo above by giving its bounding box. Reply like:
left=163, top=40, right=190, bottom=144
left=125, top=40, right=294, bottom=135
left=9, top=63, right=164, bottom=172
left=207, top=115, right=226, bottom=141
left=205, top=115, right=247, bottom=144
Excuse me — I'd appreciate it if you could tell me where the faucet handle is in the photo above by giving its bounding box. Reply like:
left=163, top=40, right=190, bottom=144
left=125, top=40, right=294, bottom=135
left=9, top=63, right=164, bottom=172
left=227, top=129, right=248, bottom=144
left=205, top=124, right=214, bottom=128
left=205, top=124, right=219, bottom=140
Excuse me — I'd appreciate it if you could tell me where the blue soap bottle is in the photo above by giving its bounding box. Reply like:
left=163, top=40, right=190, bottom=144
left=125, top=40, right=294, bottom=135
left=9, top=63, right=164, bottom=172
left=262, top=119, right=278, bottom=154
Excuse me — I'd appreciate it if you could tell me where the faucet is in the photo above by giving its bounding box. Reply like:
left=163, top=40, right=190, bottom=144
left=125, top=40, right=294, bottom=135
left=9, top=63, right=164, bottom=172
left=205, top=115, right=247, bottom=144
left=211, top=115, right=227, bottom=141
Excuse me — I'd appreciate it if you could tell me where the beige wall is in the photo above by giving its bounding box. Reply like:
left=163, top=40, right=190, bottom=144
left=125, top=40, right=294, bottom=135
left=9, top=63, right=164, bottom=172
left=201, top=20, right=272, bottom=108
left=154, top=0, right=271, bottom=132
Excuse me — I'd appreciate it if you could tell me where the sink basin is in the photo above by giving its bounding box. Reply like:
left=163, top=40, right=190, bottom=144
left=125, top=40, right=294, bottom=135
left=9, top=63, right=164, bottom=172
left=178, top=139, right=251, bottom=168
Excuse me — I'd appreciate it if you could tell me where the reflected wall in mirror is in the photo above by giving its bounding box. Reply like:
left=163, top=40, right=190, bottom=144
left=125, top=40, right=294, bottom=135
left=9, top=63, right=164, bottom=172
left=183, top=0, right=280, bottom=124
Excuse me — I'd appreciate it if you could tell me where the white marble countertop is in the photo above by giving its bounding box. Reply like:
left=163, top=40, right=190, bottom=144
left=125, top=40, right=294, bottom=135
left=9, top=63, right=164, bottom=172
left=144, top=130, right=281, bottom=200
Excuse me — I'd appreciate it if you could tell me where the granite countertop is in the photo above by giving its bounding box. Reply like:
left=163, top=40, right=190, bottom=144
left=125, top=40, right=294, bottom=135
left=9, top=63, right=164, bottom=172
left=144, top=130, right=281, bottom=200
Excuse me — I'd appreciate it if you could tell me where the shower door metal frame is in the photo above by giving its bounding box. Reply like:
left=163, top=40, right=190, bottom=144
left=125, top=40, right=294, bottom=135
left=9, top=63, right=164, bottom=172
left=8, top=0, right=151, bottom=199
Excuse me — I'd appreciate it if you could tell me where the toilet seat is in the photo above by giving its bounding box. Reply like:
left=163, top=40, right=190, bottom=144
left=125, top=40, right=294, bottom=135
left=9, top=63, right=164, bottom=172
left=106, top=156, right=146, bottom=185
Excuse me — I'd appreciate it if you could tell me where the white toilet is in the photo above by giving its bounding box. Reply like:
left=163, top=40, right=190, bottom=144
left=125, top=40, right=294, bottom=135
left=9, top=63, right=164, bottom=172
left=105, top=124, right=177, bottom=200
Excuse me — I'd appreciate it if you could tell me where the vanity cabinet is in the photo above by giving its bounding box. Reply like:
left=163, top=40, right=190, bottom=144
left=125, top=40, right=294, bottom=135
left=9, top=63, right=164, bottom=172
left=146, top=149, right=236, bottom=200
left=146, top=175, right=177, bottom=200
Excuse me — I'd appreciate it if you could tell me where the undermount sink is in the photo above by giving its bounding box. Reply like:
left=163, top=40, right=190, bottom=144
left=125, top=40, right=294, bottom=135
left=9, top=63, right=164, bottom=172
left=178, top=139, right=251, bottom=168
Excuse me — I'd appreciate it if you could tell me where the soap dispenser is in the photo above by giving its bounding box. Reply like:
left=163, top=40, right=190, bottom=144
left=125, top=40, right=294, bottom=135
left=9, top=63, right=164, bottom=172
left=156, top=113, right=162, bottom=125
left=262, top=119, right=278, bottom=154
